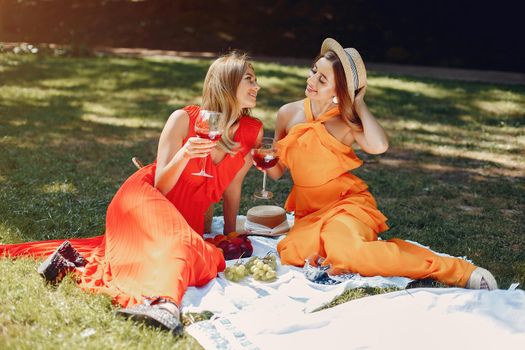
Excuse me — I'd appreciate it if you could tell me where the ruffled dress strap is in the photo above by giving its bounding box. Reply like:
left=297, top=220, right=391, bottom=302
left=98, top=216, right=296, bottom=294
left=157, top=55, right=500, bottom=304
left=277, top=99, right=362, bottom=175
left=236, top=115, right=263, bottom=157
left=183, top=105, right=201, bottom=121
left=182, top=105, right=200, bottom=139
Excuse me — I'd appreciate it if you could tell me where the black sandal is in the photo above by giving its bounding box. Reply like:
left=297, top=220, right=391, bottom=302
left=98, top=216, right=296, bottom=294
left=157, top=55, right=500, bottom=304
left=37, top=240, right=87, bottom=284
left=116, top=297, right=183, bottom=336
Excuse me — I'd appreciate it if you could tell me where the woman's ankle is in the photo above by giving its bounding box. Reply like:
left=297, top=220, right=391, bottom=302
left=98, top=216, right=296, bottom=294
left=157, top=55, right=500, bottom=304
left=147, top=297, right=180, bottom=318
left=157, top=301, right=179, bottom=315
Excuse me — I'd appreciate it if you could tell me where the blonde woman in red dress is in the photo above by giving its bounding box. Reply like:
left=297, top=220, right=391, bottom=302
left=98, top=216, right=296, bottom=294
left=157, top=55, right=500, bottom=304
left=1, top=51, right=263, bottom=335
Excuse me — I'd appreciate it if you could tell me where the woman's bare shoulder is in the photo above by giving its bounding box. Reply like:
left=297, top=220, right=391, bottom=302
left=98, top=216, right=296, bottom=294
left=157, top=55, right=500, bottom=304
left=168, top=109, right=190, bottom=123
left=278, top=100, right=304, bottom=117
left=161, top=109, right=190, bottom=139
left=277, top=100, right=304, bottom=125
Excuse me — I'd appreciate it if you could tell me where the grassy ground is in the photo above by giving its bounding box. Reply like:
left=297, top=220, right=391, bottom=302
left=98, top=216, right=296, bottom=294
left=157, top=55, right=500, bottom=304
left=1, top=51, right=524, bottom=349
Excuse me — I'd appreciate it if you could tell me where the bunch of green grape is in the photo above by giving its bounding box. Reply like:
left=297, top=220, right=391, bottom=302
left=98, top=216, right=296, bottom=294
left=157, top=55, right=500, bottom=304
left=223, top=254, right=278, bottom=282
left=223, top=263, right=248, bottom=282
left=246, top=254, right=277, bottom=282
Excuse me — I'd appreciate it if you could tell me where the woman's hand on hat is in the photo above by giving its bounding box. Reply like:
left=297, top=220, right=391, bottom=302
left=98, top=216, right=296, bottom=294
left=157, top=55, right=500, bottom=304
left=183, top=137, right=216, bottom=159
left=354, top=86, right=367, bottom=113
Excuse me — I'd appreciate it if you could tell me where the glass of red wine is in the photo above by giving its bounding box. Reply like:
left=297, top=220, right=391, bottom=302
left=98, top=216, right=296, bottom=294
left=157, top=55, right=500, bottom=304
left=192, top=110, right=223, bottom=178
left=253, top=137, right=279, bottom=199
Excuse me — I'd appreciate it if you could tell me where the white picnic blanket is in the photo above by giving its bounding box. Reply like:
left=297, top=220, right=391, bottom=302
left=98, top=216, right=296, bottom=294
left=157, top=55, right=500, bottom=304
left=181, top=216, right=525, bottom=350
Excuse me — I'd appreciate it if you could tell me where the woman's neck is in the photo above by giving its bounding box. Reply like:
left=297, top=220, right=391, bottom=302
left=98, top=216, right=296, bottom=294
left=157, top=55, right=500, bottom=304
left=309, top=98, right=336, bottom=119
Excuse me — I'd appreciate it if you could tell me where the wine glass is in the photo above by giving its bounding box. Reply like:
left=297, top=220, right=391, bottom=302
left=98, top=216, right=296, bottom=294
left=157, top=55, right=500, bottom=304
left=253, top=137, right=279, bottom=199
left=192, top=110, right=224, bottom=178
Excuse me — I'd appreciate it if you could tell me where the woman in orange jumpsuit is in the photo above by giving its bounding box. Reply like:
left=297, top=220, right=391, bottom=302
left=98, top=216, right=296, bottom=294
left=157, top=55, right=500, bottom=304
left=1, top=51, right=263, bottom=334
left=266, top=38, right=497, bottom=290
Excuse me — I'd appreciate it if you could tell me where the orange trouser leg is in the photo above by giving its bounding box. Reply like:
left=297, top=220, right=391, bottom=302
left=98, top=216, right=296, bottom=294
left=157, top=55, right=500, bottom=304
left=278, top=218, right=326, bottom=267
left=320, top=216, right=476, bottom=287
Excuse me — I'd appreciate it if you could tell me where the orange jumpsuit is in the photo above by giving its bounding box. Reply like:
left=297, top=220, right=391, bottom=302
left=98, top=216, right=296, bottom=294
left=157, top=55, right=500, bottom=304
left=277, top=99, right=476, bottom=287
left=1, top=105, right=262, bottom=307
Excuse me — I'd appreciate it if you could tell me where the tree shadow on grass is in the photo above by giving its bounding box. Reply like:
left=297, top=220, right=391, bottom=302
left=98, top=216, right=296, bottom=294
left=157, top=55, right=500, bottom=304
left=370, top=85, right=524, bottom=127
left=0, top=93, right=163, bottom=243
left=1, top=54, right=209, bottom=88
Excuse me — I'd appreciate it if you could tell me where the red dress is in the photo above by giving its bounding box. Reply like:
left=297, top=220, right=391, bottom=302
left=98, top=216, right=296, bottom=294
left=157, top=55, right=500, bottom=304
left=1, top=105, right=262, bottom=307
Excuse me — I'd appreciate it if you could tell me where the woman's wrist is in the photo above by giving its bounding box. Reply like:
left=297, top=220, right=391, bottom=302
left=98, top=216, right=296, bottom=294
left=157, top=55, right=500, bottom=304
left=181, top=143, right=191, bottom=160
left=354, top=100, right=368, bottom=116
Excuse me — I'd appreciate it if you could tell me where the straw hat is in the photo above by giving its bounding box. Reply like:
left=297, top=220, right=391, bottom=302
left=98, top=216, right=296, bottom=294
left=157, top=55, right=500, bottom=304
left=320, top=38, right=367, bottom=103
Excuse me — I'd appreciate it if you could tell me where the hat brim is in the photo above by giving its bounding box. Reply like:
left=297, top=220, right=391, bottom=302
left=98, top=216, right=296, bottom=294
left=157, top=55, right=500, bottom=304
left=320, top=38, right=366, bottom=103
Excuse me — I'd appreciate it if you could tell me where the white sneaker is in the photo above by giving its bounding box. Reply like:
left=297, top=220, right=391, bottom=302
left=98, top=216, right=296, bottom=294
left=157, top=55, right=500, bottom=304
left=466, top=267, right=498, bottom=290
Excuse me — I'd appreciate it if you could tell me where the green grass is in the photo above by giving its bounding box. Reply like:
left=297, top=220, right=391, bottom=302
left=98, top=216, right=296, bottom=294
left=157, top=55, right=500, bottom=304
left=1, top=51, right=524, bottom=348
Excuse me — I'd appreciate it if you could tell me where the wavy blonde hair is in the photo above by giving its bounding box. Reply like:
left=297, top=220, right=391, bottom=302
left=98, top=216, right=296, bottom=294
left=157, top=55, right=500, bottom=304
left=202, top=51, right=252, bottom=154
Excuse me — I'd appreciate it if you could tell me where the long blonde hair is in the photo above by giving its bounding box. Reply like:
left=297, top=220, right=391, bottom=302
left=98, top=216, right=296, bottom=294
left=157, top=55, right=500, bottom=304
left=202, top=51, right=252, bottom=154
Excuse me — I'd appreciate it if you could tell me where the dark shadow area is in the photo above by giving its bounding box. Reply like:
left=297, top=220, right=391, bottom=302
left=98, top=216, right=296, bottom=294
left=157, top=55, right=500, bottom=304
left=1, top=0, right=523, bottom=72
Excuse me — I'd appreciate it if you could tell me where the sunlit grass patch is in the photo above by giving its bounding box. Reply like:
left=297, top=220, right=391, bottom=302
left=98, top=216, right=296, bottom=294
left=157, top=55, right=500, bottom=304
left=42, top=181, right=78, bottom=194
left=0, top=258, right=202, bottom=349
left=370, top=76, right=451, bottom=99
left=475, top=99, right=524, bottom=116
left=81, top=114, right=165, bottom=129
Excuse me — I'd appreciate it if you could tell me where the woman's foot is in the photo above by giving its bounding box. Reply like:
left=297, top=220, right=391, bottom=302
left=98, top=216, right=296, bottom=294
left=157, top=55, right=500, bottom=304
left=466, top=267, right=498, bottom=290
left=116, top=297, right=183, bottom=336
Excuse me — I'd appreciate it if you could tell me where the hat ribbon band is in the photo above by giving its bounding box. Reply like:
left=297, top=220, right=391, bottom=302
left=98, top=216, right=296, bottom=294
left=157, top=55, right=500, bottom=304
left=344, top=50, right=359, bottom=92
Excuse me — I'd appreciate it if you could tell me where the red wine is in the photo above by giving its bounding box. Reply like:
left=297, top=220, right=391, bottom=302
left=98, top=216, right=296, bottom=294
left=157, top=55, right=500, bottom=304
left=196, top=131, right=222, bottom=141
left=253, top=152, right=279, bottom=169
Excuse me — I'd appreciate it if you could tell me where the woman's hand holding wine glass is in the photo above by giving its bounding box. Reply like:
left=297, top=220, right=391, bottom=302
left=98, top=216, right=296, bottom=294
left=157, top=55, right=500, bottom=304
left=192, top=110, right=224, bottom=178
left=252, top=137, right=279, bottom=199
left=183, top=137, right=216, bottom=159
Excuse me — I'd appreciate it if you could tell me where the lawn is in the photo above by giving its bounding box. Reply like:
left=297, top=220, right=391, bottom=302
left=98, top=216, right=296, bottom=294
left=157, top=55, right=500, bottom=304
left=1, top=49, right=524, bottom=349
